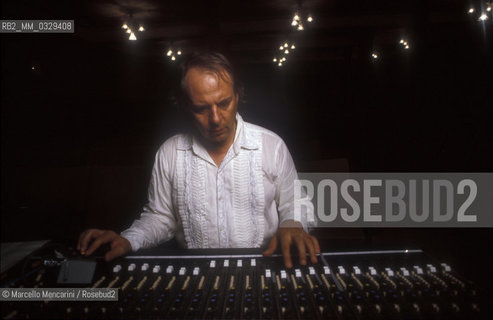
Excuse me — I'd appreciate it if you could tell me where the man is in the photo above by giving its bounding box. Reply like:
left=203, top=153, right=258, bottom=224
left=78, top=51, right=319, bottom=268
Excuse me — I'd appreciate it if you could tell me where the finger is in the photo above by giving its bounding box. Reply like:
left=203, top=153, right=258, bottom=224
left=311, top=235, right=321, bottom=254
left=79, top=229, right=103, bottom=253
left=105, top=246, right=125, bottom=262
left=77, top=231, right=87, bottom=250
left=86, top=231, right=116, bottom=256
left=305, top=237, right=317, bottom=264
left=281, top=234, right=292, bottom=268
left=294, top=236, right=307, bottom=265
left=262, top=236, right=278, bottom=256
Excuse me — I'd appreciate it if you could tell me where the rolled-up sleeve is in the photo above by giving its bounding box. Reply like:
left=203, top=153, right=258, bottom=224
left=121, top=143, right=177, bottom=251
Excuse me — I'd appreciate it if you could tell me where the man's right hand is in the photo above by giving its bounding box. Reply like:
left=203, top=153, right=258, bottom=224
left=77, top=229, right=132, bottom=262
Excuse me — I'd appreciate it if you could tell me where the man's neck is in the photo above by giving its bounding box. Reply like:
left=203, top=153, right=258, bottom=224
left=202, top=121, right=237, bottom=166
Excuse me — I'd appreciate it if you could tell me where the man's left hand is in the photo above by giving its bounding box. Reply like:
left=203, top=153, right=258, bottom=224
left=262, top=227, right=320, bottom=268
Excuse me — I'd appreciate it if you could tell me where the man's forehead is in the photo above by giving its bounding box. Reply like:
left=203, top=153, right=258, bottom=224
left=185, top=67, right=233, bottom=87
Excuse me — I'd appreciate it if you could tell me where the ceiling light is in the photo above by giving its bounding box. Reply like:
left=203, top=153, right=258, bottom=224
left=122, top=24, right=128, bottom=29
left=284, top=49, right=289, bottom=54
left=297, top=24, right=304, bottom=31
left=138, top=26, right=145, bottom=32
left=126, top=29, right=131, bottom=34
left=177, top=50, right=182, bottom=55
left=273, top=58, right=277, bottom=62
left=478, top=14, right=488, bottom=21
left=468, top=8, right=475, bottom=14
left=307, top=15, right=313, bottom=22
left=294, top=14, right=300, bottom=21
left=291, top=20, right=298, bottom=26
left=171, top=56, right=176, bottom=61
left=167, top=50, right=172, bottom=56
left=487, top=7, right=491, bottom=12
left=129, top=32, right=137, bottom=41
left=291, top=44, right=295, bottom=49
left=279, top=46, right=284, bottom=50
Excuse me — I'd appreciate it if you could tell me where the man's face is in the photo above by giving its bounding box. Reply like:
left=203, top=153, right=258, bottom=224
left=184, top=67, right=238, bottom=149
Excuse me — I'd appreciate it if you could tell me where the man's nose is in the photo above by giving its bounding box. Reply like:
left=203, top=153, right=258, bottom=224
left=209, top=105, right=220, bottom=125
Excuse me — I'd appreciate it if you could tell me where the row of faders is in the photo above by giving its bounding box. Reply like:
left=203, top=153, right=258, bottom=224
left=1, top=249, right=490, bottom=319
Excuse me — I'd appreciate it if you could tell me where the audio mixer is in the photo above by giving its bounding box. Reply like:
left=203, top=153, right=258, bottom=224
left=1, top=247, right=490, bottom=319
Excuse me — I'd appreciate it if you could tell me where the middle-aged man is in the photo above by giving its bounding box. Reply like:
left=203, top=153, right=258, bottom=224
left=78, top=51, right=319, bottom=268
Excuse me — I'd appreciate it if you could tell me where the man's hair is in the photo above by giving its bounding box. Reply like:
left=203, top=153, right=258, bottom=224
left=179, top=51, right=243, bottom=107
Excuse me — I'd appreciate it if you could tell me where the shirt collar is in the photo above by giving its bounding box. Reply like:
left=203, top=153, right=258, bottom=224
left=176, top=113, right=260, bottom=153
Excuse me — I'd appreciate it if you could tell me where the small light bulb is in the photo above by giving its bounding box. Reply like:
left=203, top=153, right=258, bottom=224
left=294, top=14, right=300, bottom=21
left=138, top=26, right=144, bottom=32
left=400, top=39, right=404, bottom=44
left=478, top=14, right=488, bottom=21
left=405, top=45, right=409, bottom=49
left=282, top=57, right=286, bottom=62
left=32, top=66, right=35, bottom=70
left=487, top=7, right=491, bottom=12
left=403, top=41, right=408, bottom=45
left=273, top=58, right=277, bottom=62
left=291, top=44, right=295, bottom=49
left=126, top=29, right=131, bottom=34
left=291, top=20, right=298, bottom=26
left=297, top=24, right=304, bottom=31
left=177, top=50, right=182, bottom=55
left=279, top=46, right=284, bottom=50
left=171, top=56, right=176, bottom=61
left=284, top=49, right=289, bottom=54
left=468, top=8, right=475, bottom=14
left=284, top=43, right=288, bottom=47
left=167, top=50, right=172, bottom=56
left=278, top=62, right=282, bottom=66
left=307, top=15, right=313, bottom=22
left=129, top=32, right=137, bottom=41
left=122, top=24, right=128, bottom=29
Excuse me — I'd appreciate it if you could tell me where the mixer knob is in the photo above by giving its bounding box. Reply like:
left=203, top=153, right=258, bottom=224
left=113, top=264, right=122, bottom=273
left=337, top=266, right=346, bottom=275
left=141, top=263, right=149, bottom=271
left=280, top=270, right=287, bottom=279
left=308, top=266, right=315, bottom=275
left=193, top=267, right=200, bottom=276
left=441, top=263, right=452, bottom=272
left=250, top=258, right=256, bottom=267
left=323, top=266, right=330, bottom=275
left=352, top=266, right=361, bottom=275
left=152, top=265, right=161, bottom=273
left=393, top=303, right=400, bottom=313
left=166, top=265, right=174, bottom=274
left=237, top=259, right=242, bottom=267
left=431, top=303, right=440, bottom=313
left=265, top=269, right=272, bottom=278
left=471, top=303, right=480, bottom=312
left=295, top=269, right=302, bottom=277
left=375, top=304, right=381, bottom=313
left=224, top=259, right=229, bottom=267
left=368, top=266, right=377, bottom=276
left=412, top=303, right=420, bottom=313
left=128, top=263, right=136, bottom=272
left=178, top=267, right=186, bottom=276
left=427, top=264, right=437, bottom=273
left=450, top=303, right=460, bottom=313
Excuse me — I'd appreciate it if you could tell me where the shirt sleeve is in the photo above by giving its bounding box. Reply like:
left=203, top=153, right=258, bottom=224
left=121, top=144, right=177, bottom=252
left=274, top=139, right=315, bottom=231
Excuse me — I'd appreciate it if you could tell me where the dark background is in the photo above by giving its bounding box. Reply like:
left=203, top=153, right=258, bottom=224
left=1, top=0, right=492, bottom=292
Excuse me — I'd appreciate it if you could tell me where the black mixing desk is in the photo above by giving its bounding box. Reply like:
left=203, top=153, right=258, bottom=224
left=1, top=244, right=490, bottom=319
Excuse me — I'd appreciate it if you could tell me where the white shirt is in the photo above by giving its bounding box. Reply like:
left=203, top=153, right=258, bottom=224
left=121, top=114, right=313, bottom=251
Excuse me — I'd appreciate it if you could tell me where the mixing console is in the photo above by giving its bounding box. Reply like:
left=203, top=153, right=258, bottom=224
left=1, top=248, right=490, bottom=319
